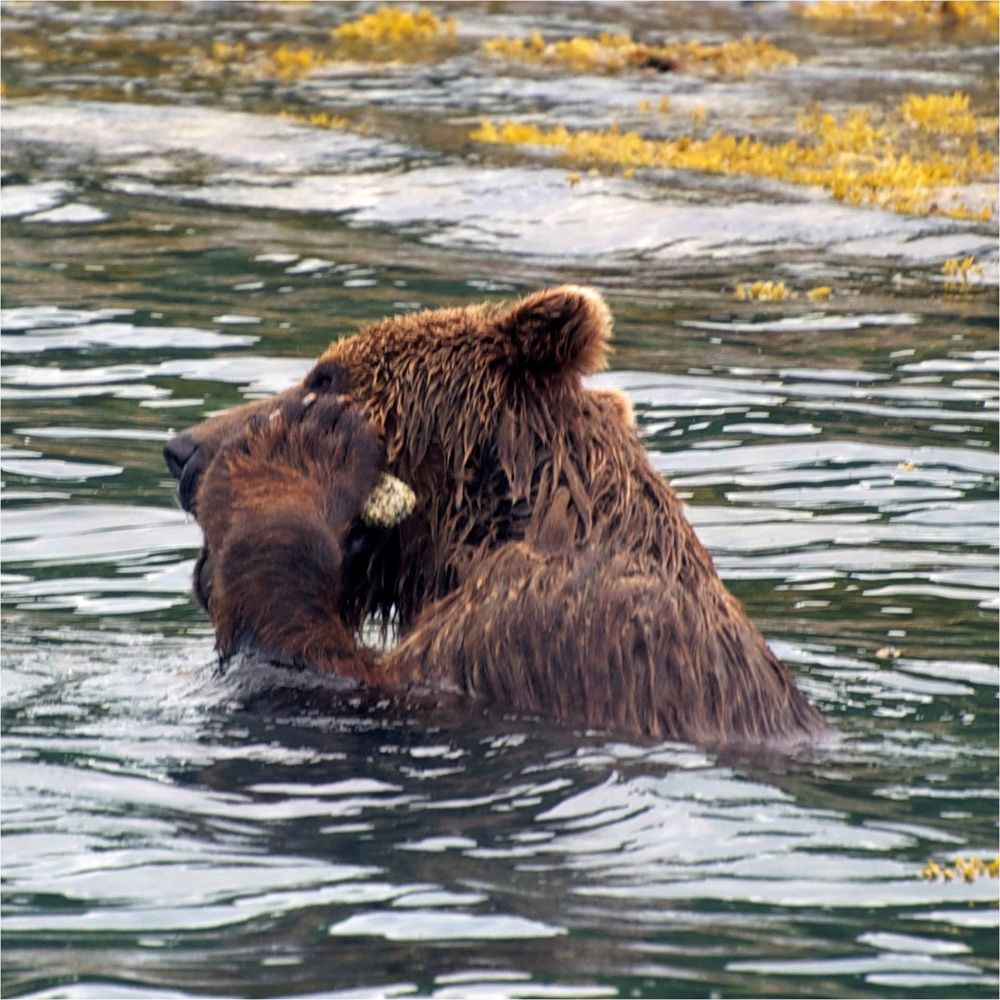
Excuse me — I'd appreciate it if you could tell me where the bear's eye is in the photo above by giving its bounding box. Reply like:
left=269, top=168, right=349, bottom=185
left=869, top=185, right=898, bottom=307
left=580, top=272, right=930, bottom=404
left=304, top=361, right=347, bottom=395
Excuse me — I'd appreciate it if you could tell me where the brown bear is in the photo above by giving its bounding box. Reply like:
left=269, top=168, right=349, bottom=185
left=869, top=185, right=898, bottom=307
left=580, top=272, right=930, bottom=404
left=165, top=286, right=828, bottom=747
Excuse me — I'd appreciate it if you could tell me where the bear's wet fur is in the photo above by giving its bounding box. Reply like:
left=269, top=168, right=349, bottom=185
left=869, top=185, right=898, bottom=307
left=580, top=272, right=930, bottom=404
left=168, top=286, right=828, bottom=747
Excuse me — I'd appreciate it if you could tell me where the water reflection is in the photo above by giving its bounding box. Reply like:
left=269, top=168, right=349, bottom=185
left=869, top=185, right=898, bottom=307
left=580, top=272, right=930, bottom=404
left=3, top=627, right=997, bottom=997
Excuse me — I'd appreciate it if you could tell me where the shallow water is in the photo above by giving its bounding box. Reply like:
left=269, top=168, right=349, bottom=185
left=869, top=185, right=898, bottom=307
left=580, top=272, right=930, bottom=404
left=1, top=3, right=998, bottom=998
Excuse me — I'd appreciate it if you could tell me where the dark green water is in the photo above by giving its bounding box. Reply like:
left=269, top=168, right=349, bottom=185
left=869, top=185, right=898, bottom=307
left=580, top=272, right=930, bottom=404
left=2, top=3, right=997, bottom=998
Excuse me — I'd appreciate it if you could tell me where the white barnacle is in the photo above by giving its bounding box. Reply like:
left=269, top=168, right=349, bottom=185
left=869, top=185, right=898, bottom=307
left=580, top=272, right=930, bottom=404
left=361, top=473, right=416, bottom=528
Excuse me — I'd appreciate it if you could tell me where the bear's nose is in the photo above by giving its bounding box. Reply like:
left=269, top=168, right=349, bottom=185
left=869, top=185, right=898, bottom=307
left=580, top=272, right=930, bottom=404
left=163, top=433, right=198, bottom=479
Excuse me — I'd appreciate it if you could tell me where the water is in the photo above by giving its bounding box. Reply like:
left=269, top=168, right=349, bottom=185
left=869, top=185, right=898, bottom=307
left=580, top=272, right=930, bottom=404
left=1, top=3, right=997, bottom=998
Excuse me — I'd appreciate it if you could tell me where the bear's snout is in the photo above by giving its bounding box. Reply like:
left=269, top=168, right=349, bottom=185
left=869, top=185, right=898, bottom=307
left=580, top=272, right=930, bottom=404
left=164, top=432, right=198, bottom=479
left=164, top=432, right=205, bottom=513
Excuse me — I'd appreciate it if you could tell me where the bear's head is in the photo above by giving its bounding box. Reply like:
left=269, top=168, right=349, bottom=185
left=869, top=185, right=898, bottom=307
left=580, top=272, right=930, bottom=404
left=165, top=286, right=651, bottom=629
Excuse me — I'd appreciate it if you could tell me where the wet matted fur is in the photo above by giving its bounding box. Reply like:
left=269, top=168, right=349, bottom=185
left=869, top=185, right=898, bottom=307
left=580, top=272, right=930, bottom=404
left=166, top=286, right=829, bottom=747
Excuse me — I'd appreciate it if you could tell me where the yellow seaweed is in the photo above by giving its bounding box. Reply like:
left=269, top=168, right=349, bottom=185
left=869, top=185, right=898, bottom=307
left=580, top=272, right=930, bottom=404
left=199, top=6, right=457, bottom=79
left=920, top=855, right=1000, bottom=882
left=732, top=282, right=835, bottom=302
left=198, top=40, right=327, bottom=80
left=734, top=281, right=793, bottom=301
left=942, top=255, right=984, bottom=291
left=899, top=91, right=986, bottom=134
left=803, top=0, right=999, bottom=32
left=333, top=6, right=456, bottom=60
left=469, top=91, right=997, bottom=221
left=267, top=44, right=325, bottom=78
left=280, top=109, right=351, bottom=129
left=481, top=31, right=797, bottom=78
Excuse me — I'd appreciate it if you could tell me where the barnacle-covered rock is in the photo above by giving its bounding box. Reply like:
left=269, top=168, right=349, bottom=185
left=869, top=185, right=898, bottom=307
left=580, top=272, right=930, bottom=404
left=361, top=472, right=416, bottom=528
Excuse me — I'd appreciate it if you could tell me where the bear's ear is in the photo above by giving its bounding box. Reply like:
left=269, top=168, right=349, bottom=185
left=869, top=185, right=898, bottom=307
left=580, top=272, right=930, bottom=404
left=497, top=285, right=612, bottom=379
